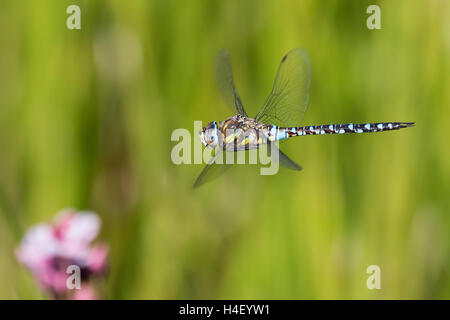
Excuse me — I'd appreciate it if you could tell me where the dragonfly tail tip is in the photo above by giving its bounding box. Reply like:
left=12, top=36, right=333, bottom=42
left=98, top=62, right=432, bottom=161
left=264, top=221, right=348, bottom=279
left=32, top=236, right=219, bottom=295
left=399, top=122, right=415, bottom=128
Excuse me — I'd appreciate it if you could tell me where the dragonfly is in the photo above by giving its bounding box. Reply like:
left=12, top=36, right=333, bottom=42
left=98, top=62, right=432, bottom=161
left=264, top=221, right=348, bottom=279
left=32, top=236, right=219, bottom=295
left=194, top=48, right=414, bottom=188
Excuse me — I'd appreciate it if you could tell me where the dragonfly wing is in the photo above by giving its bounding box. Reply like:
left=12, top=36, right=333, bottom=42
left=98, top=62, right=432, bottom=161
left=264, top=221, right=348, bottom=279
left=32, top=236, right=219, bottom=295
left=215, top=49, right=248, bottom=117
left=267, top=142, right=302, bottom=171
left=193, top=150, right=232, bottom=189
left=255, top=48, right=311, bottom=127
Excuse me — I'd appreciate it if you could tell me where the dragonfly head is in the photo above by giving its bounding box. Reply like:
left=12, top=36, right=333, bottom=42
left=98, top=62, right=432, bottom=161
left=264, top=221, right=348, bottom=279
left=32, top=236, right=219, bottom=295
left=199, top=121, right=219, bottom=149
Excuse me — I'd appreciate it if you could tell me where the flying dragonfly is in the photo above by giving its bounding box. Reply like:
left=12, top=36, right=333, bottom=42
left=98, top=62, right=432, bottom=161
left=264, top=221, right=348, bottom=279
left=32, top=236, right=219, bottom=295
left=194, top=48, right=414, bottom=188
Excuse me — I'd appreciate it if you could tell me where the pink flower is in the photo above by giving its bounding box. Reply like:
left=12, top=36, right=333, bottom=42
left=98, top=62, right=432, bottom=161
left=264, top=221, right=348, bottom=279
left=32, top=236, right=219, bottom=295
left=16, top=209, right=108, bottom=299
left=73, top=285, right=97, bottom=300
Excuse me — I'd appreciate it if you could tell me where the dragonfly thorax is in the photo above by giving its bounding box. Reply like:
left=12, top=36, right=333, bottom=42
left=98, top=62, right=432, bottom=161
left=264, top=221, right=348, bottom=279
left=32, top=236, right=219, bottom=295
left=199, top=121, right=219, bottom=149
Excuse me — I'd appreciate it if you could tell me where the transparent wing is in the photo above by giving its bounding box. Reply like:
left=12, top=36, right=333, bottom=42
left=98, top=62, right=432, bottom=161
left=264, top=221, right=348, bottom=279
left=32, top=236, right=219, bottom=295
left=215, top=49, right=248, bottom=116
left=193, top=150, right=232, bottom=189
left=267, top=142, right=302, bottom=171
left=255, top=48, right=311, bottom=127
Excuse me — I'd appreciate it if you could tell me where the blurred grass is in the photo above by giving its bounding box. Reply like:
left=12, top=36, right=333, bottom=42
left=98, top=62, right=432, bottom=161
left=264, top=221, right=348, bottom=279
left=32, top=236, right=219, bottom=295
left=0, top=0, right=449, bottom=299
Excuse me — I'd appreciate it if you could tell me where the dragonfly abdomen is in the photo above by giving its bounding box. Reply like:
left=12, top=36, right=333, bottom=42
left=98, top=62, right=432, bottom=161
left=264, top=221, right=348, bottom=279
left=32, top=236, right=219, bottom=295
left=277, top=122, right=414, bottom=139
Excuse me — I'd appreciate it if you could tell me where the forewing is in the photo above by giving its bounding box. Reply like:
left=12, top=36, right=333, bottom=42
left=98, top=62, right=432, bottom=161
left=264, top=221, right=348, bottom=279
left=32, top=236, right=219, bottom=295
left=215, top=49, right=248, bottom=116
left=255, top=48, right=311, bottom=127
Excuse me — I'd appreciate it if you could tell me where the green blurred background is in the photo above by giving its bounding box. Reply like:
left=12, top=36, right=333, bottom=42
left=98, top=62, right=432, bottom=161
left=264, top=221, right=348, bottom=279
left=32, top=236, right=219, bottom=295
left=0, top=0, right=449, bottom=299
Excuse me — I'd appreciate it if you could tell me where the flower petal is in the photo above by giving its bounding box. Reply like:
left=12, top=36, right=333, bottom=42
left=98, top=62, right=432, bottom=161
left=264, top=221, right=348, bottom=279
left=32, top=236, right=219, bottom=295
left=73, top=285, right=97, bottom=300
left=60, top=212, right=101, bottom=255
left=87, top=244, right=109, bottom=273
left=16, top=224, right=59, bottom=271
